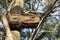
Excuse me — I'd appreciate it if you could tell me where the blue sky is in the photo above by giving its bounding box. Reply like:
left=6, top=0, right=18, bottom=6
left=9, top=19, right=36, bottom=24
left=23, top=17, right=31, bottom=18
left=0, top=21, right=3, bottom=28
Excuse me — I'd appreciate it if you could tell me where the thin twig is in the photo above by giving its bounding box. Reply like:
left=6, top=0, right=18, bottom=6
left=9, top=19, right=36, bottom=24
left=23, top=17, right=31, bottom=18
left=4, top=0, right=15, bottom=16
left=2, top=15, right=13, bottom=40
left=7, top=0, right=15, bottom=12
left=29, top=0, right=58, bottom=40
left=41, top=30, right=58, bottom=33
left=50, top=14, right=60, bottom=16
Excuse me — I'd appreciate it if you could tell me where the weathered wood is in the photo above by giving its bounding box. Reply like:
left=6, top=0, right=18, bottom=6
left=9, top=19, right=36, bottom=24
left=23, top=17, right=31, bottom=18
left=11, top=30, right=20, bottom=40
left=1, top=15, right=21, bottom=40
left=13, top=0, right=24, bottom=9
left=8, top=15, right=40, bottom=28
left=1, top=15, right=13, bottom=40
left=8, top=15, right=40, bottom=24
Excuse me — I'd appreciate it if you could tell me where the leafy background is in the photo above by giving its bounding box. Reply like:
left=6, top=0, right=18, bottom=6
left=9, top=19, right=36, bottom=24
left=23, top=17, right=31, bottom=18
left=0, top=0, right=60, bottom=40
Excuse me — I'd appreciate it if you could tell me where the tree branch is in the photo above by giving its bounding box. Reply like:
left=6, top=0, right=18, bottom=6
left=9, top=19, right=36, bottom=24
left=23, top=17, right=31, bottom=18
left=36, top=30, right=58, bottom=40
left=1, top=15, right=13, bottom=40
left=29, top=0, right=58, bottom=40
left=50, top=14, right=60, bottom=16
left=7, top=0, right=15, bottom=12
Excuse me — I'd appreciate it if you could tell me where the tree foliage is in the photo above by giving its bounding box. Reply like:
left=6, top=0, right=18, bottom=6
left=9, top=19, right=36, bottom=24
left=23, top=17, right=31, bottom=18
left=0, top=0, right=60, bottom=40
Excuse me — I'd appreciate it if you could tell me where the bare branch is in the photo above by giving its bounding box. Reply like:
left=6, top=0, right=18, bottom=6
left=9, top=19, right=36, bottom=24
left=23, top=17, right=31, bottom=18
left=41, top=30, right=58, bottom=33
left=7, top=0, right=15, bottom=12
left=1, top=15, right=13, bottom=40
left=50, top=14, right=60, bottom=16
left=29, top=0, right=58, bottom=40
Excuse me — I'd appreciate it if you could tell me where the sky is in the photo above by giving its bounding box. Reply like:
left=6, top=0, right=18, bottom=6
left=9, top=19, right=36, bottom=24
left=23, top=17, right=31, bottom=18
left=0, top=21, right=3, bottom=28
